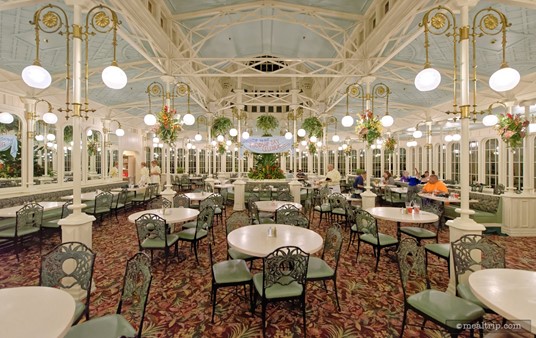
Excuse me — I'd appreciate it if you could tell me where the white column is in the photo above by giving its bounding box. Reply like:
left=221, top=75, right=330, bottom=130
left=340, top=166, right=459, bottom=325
left=160, top=75, right=176, bottom=202
left=446, top=3, right=484, bottom=295
left=360, top=76, right=377, bottom=210
left=523, top=105, right=534, bottom=194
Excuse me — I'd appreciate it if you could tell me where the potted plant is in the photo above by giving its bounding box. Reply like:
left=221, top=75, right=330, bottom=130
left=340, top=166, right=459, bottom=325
left=302, top=116, right=323, bottom=138
left=256, top=115, right=279, bottom=135
left=211, top=116, right=233, bottom=137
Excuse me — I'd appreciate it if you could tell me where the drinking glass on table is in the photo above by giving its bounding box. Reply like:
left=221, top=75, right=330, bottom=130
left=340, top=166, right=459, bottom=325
left=413, top=202, right=420, bottom=214
left=405, top=201, right=413, bottom=213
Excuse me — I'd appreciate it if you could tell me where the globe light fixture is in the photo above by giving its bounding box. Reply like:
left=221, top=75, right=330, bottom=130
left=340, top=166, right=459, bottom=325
left=342, top=144, right=348, bottom=150
left=444, top=135, right=453, bottom=142
left=341, top=114, right=354, bottom=127
left=0, top=112, right=14, bottom=124
left=43, top=112, right=58, bottom=124
left=300, top=140, right=307, bottom=146
left=242, top=131, right=250, bottom=140
left=284, top=131, right=293, bottom=140
left=415, top=67, right=441, bottom=92
left=452, top=133, right=461, bottom=141
left=489, top=66, right=520, bottom=92
left=229, top=128, right=238, bottom=137
left=86, top=129, right=93, bottom=136
left=182, top=113, right=195, bottom=126
left=226, top=140, right=232, bottom=146
left=46, top=142, right=54, bottom=148
left=186, top=142, right=192, bottom=149
left=144, top=114, right=156, bottom=126
left=21, top=64, right=52, bottom=89
left=35, top=134, right=44, bottom=142
left=194, top=133, right=202, bottom=141
left=309, top=136, right=317, bottom=143
left=46, top=133, right=56, bottom=141
left=332, top=134, right=340, bottom=142
left=316, top=141, right=322, bottom=147
left=297, top=128, right=306, bottom=137
left=216, top=134, right=224, bottom=142
left=380, top=114, right=394, bottom=127
left=102, top=64, right=127, bottom=89
left=211, top=140, right=217, bottom=146
left=115, top=128, right=125, bottom=137
left=152, top=137, right=159, bottom=143
left=413, top=130, right=423, bottom=138
left=482, top=114, right=499, bottom=127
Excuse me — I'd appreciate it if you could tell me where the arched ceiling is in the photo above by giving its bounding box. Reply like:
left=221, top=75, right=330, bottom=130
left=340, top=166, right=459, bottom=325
left=1, top=0, right=536, bottom=144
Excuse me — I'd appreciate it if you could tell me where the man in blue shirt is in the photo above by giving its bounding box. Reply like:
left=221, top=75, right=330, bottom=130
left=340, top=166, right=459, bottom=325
left=353, top=170, right=366, bottom=191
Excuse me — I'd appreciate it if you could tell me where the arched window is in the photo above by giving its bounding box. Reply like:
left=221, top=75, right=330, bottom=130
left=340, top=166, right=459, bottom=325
left=372, top=148, right=381, bottom=177
left=398, top=148, right=406, bottom=177
left=450, top=142, right=460, bottom=182
left=484, top=139, right=498, bottom=187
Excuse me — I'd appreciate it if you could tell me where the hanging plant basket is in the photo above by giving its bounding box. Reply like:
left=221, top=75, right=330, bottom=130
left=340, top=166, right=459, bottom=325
left=256, top=115, right=279, bottom=135
left=211, top=116, right=233, bottom=137
left=302, top=116, right=323, bottom=138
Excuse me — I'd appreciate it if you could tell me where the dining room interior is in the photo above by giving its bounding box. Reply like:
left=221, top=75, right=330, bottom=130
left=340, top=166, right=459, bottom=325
left=1, top=0, right=536, bottom=337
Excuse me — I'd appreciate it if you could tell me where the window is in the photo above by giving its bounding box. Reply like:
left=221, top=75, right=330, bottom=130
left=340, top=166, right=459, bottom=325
left=469, top=141, right=479, bottom=183
left=450, top=142, right=460, bottom=182
left=188, top=149, right=196, bottom=174
left=372, top=149, right=381, bottom=178
left=337, top=150, right=345, bottom=176
left=417, top=147, right=423, bottom=173
left=513, top=148, right=523, bottom=191
left=484, top=139, right=498, bottom=187
left=398, top=148, right=406, bottom=177
left=358, top=149, right=365, bottom=171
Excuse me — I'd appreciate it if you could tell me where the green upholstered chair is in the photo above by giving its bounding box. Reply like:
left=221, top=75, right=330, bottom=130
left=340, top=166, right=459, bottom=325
left=207, top=193, right=225, bottom=226
left=65, top=252, right=152, bottom=338
left=312, top=187, right=331, bottom=226
left=182, top=198, right=216, bottom=237
left=250, top=202, right=275, bottom=225
left=131, top=186, right=151, bottom=208
left=399, top=203, right=441, bottom=244
left=135, top=213, right=179, bottom=271
left=355, top=209, right=398, bottom=272
left=173, top=193, right=191, bottom=208
left=40, top=241, right=96, bottom=324
left=42, top=200, right=73, bottom=230
left=328, top=193, right=350, bottom=227
left=384, top=186, right=405, bottom=207
left=397, top=238, right=484, bottom=337
left=275, top=205, right=309, bottom=228
left=209, top=239, right=252, bottom=323
left=451, top=234, right=505, bottom=314
left=276, top=191, right=293, bottom=202
left=253, top=246, right=309, bottom=338
left=177, top=206, right=213, bottom=263
left=0, top=202, right=44, bottom=260
left=85, top=192, right=113, bottom=224
left=424, top=243, right=450, bottom=276
left=306, top=223, right=343, bottom=310
left=180, top=175, right=191, bottom=191
left=225, top=210, right=257, bottom=265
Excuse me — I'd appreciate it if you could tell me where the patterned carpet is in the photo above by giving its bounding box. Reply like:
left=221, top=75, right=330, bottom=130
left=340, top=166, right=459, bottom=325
left=1, top=204, right=535, bottom=338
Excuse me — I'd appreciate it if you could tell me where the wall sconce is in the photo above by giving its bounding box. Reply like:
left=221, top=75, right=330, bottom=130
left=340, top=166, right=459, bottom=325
left=22, top=4, right=127, bottom=119
left=482, top=101, right=507, bottom=127
left=415, top=6, right=519, bottom=120
left=106, top=119, right=124, bottom=137
left=34, top=99, right=58, bottom=125
left=145, top=81, right=194, bottom=126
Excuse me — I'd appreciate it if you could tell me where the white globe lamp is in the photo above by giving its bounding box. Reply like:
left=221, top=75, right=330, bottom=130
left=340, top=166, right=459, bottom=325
left=242, top=131, right=250, bottom=140
left=297, top=128, right=306, bottom=137
left=380, top=114, right=394, bottom=127
left=413, top=130, right=423, bottom=138
left=452, top=133, right=461, bottom=141
left=35, top=134, right=44, bottom=142
left=489, top=67, right=520, bottom=92
left=216, top=134, right=224, bottom=142
left=152, top=137, right=159, bottom=143
left=43, top=112, right=58, bottom=124
left=482, top=114, right=499, bottom=127
left=444, top=135, right=453, bottom=142
left=86, top=129, right=93, bottom=136
left=415, top=67, right=441, bottom=92
left=341, top=115, right=354, bottom=127
left=0, top=112, right=14, bottom=124
left=102, top=64, right=127, bottom=89
left=332, top=134, right=340, bottom=142
left=309, top=136, right=317, bottom=143
left=46, top=133, right=56, bottom=141
left=115, top=128, right=125, bottom=137
left=229, top=128, right=238, bottom=137
left=194, top=133, right=202, bottom=141
left=21, top=64, right=51, bottom=89
left=182, top=113, right=195, bottom=126
left=284, top=131, right=292, bottom=140
left=144, top=114, right=156, bottom=126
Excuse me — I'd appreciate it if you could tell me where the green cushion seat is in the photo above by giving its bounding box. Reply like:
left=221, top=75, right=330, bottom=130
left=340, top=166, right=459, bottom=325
left=74, top=300, right=86, bottom=322
left=457, top=282, right=488, bottom=310
left=0, top=218, right=15, bottom=231
left=0, top=226, right=39, bottom=237
left=314, top=204, right=331, bottom=212
left=400, top=226, right=436, bottom=239
left=213, top=259, right=251, bottom=284
left=141, top=234, right=179, bottom=249
left=331, top=207, right=346, bottom=215
left=407, top=289, right=484, bottom=328
left=360, top=233, right=398, bottom=246
left=306, top=257, right=334, bottom=279
left=253, top=273, right=303, bottom=299
left=425, top=243, right=450, bottom=258
left=42, top=219, right=61, bottom=229
left=178, top=228, right=207, bottom=240
left=65, top=314, right=135, bottom=338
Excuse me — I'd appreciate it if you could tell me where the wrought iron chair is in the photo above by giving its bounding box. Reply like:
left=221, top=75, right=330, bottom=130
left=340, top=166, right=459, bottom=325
left=274, top=204, right=300, bottom=222
left=173, top=193, right=191, bottom=208
left=0, top=202, right=44, bottom=260
left=65, top=252, right=152, bottom=338
left=250, top=202, right=275, bottom=225
left=85, top=192, right=113, bottom=224
left=399, top=203, right=441, bottom=244
left=207, top=193, right=225, bottom=226
left=177, top=206, right=214, bottom=263
left=42, top=200, right=73, bottom=230
left=209, top=237, right=252, bottom=323
left=276, top=191, right=293, bottom=202
left=180, top=175, right=191, bottom=191
left=275, top=205, right=309, bottom=228
left=451, top=234, right=506, bottom=314
left=306, top=223, right=343, bottom=310
left=131, top=186, right=151, bottom=208
left=135, top=213, right=179, bottom=271
left=328, top=193, right=351, bottom=227
left=225, top=210, right=258, bottom=265
left=253, top=246, right=310, bottom=338
left=40, top=241, right=96, bottom=324
left=354, top=209, right=398, bottom=272
left=312, top=186, right=331, bottom=226
left=110, top=189, right=129, bottom=220
left=424, top=243, right=451, bottom=277
left=397, top=238, right=484, bottom=337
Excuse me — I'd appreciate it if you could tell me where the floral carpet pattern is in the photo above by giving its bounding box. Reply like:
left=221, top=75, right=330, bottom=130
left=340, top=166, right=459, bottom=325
left=1, top=204, right=535, bottom=338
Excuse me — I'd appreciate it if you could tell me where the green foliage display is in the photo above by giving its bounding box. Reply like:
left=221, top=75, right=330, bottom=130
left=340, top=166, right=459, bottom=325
left=256, top=115, right=279, bottom=134
left=211, top=116, right=232, bottom=137
left=302, top=116, right=323, bottom=138
left=248, top=153, right=285, bottom=179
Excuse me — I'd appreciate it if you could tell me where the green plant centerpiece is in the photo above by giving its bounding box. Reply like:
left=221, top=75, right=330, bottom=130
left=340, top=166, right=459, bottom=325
left=248, top=153, right=285, bottom=179
left=301, top=116, right=323, bottom=138
left=355, top=110, right=382, bottom=147
left=211, top=116, right=233, bottom=137
left=154, top=105, right=182, bottom=145
left=256, top=114, right=279, bottom=134
left=247, top=114, right=284, bottom=179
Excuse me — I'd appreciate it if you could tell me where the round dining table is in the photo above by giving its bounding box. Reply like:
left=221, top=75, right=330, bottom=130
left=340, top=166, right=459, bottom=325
left=184, top=192, right=211, bottom=201
left=255, top=201, right=302, bottom=213
left=0, top=286, right=75, bottom=338
left=227, top=223, right=323, bottom=257
left=469, top=268, right=536, bottom=334
left=128, top=207, right=199, bottom=224
left=366, top=206, right=439, bottom=240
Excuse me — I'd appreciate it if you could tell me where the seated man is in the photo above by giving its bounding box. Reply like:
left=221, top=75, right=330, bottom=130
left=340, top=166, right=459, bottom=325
left=421, top=174, right=449, bottom=194
left=353, top=171, right=366, bottom=191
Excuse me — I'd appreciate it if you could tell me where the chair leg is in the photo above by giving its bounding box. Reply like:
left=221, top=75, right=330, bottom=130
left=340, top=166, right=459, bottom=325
left=399, top=307, right=407, bottom=338
left=332, top=278, right=340, bottom=311
left=355, top=240, right=361, bottom=263
left=302, top=295, right=307, bottom=337
left=211, top=284, right=217, bottom=323
left=261, top=299, right=267, bottom=338
left=374, top=248, right=381, bottom=272
left=193, top=241, right=199, bottom=264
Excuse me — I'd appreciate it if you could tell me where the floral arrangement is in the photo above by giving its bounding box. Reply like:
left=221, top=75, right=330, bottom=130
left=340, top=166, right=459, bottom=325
left=217, top=142, right=226, bottom=155
left=343, top=145, right=352, bottom=155
left=355, top=110, right=382, bottom=147
left=248, top=153, right=285, bottom=179
left=495, top=113, right=529, bottom=148
left=87, top=139, right=98, bottom=156
left=384, top=136, right=397, bottom=154
left=154, top=105, right=182, bottom=145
